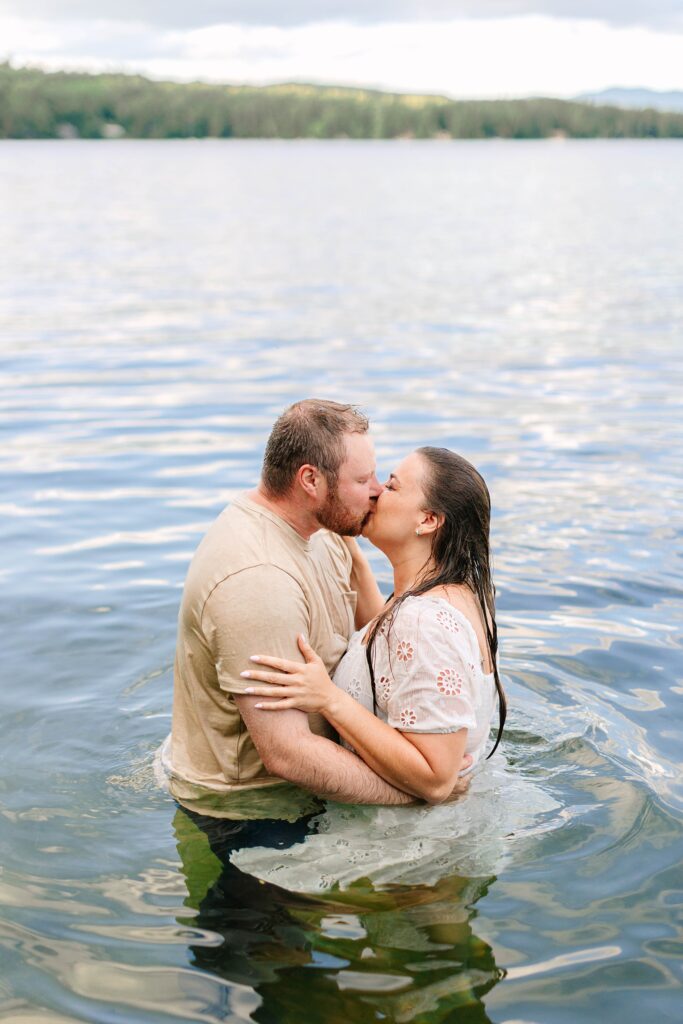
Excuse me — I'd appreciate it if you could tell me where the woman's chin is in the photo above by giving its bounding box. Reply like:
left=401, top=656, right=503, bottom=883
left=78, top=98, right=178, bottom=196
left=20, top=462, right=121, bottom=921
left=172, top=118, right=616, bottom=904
left=361, top=517, right=374, bottom=540
left=361, top=515, right=380, bottom=543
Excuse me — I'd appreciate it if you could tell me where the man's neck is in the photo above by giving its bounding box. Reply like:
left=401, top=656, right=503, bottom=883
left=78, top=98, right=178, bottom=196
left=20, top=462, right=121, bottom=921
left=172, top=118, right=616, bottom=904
left=247, top=485, right=318, bottom=540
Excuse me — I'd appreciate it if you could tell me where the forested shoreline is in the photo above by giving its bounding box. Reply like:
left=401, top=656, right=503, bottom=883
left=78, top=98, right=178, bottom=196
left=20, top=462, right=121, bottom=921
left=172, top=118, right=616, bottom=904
left=2, top=63, right=683, bottom=140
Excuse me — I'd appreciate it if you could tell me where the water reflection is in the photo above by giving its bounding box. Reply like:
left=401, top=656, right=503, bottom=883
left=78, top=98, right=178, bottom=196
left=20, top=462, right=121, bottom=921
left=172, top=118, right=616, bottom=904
left=2, top=139, right=682, bottom=1022
left=174, top=806, right=502, bottom=1022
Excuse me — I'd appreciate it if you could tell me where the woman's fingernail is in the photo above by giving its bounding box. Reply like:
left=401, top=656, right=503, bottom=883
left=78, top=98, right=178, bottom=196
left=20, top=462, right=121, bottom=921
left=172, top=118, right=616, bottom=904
left=254, top=703, right=263, bottom=709
left=244, top=687, right=254, bottom=694
left=240, top=671, right=251, bottom=678
left=250, top=655, right=261, bottom=662
left=301, top=634, right=308, bottom=644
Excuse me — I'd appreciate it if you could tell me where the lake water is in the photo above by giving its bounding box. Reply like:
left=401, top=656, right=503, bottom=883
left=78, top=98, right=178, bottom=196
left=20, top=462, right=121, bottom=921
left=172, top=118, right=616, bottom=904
left=0, top=139, right=681, bottom=1023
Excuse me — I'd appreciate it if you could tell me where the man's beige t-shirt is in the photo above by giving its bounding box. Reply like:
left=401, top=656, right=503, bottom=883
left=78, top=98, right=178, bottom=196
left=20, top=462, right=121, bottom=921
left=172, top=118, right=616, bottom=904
left=169, top=494, right=356, bottom=816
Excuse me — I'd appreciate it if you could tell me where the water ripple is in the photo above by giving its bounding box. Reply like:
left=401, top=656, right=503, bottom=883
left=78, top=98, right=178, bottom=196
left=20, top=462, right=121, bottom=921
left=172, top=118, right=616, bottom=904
left=1, top=139, right=681, bottom=1024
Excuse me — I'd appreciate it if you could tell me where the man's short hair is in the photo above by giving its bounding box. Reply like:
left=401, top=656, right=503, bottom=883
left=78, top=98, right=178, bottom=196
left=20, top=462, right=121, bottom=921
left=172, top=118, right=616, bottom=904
left=262, top=399, right=369, bottom=497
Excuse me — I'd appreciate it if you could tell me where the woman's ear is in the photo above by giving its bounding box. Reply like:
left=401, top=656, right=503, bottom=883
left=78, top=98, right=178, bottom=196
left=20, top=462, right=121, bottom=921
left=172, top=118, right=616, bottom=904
left=419, top=511, right=445, bottom=536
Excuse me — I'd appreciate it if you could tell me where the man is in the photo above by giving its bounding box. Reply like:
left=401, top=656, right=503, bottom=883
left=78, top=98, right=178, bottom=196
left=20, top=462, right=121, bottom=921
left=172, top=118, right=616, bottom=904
left=168, top=398, right=418, bottom=817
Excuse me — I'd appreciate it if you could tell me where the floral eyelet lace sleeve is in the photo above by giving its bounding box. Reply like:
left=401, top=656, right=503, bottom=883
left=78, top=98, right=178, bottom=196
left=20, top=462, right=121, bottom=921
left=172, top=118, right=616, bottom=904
left=385, top=599, right=481, bottom=735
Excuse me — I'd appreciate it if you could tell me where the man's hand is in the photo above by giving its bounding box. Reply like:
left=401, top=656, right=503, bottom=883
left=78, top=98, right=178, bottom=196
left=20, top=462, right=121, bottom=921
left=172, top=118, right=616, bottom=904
left=442, top=764, right=473, bottom=802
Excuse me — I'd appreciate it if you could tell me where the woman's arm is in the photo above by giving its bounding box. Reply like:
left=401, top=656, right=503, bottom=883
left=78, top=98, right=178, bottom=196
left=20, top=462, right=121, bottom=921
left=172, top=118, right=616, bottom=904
left=235, top=695, right=419, bottom=805
left=343, top=538, right=385, bottom=628
left=242, top=635, right=469, bottom=804
left=318, top=686, right=468, bottom=804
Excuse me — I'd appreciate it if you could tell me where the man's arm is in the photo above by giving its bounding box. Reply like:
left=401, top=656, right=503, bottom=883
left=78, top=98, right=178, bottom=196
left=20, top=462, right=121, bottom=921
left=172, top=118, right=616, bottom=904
left=206, top=566, right=468, bottom=804
left=235, top=695, right=416, bottom=805
left=205, top=566, right=413, bottom=804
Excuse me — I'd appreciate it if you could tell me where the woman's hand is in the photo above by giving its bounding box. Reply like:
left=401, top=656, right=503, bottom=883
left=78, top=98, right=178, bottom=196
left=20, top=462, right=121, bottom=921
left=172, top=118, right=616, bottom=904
left=241, top=634, right=338, bottom=714
left=342, top=536, right=363, bottom=562
left=342, top=536, right=385, bottom=627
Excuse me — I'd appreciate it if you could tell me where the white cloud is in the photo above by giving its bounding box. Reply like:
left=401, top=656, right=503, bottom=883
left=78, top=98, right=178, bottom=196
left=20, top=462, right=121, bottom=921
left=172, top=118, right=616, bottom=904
left=2, top=2, right=683, bottom=32
left=0, top=16, right=161, bottom=61
left=3, top=14, right=683, bottom=97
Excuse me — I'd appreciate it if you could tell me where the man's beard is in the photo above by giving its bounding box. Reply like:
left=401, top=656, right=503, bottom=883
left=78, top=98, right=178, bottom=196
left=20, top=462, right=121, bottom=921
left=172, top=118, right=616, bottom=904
left=315, top=482, right=370, bottom=537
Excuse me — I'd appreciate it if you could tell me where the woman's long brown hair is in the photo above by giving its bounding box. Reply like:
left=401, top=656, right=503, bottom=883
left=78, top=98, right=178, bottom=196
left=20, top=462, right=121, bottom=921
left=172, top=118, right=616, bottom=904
left=365, top=446, right=506, bottom=758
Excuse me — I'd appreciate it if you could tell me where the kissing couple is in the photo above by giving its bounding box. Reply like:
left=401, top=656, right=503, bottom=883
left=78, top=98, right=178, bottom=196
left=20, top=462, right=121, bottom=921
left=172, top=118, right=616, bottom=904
left=164, top=399, right=506, bottom=856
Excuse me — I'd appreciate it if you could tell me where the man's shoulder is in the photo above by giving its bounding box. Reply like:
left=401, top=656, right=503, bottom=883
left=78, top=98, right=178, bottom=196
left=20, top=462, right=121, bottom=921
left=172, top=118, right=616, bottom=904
left=205, top=563, right=307, bottom=618
left=310, top=529, right=352, bottom=571
left=191, top=496, right=320, bottom=598
left=309, top=531, right=353, bottom=596
left=190, top=499, right=266, bottom=575
left=198, top=494, right=298, bottom=567
left=184, top=500, right=352, bottom=617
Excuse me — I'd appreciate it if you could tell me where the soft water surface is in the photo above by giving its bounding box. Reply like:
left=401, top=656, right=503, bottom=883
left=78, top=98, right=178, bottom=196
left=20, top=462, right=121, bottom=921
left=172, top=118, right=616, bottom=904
left=0, top=139, right=681, bottom=1023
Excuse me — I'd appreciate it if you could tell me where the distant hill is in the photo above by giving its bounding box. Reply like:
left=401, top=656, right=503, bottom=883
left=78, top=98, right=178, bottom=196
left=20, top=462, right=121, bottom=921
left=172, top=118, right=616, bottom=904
left=2, top=64, right=683, bottom=139
left=578, top=88, right=683, bottom=112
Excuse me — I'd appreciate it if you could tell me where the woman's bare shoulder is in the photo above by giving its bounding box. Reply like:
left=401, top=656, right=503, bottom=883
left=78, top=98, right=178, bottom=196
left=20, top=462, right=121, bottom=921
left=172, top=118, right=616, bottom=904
left=424, top=585, right=493, bottom=672
left=426, top=583, right=476, bottom=615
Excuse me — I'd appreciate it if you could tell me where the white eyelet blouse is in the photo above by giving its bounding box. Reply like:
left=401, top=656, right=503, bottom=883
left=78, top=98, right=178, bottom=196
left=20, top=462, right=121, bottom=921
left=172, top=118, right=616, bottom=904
left=332, top=595, right=498, bottom=769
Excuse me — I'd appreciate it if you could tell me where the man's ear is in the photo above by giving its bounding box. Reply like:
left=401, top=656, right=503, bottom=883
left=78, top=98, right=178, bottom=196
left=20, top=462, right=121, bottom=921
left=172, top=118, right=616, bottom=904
left=296, top=463, right=322, bottom=499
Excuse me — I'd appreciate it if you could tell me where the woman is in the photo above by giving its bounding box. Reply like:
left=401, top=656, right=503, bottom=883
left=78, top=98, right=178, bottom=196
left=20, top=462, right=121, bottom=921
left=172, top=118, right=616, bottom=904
left=242, top=446, right=506, bottom=805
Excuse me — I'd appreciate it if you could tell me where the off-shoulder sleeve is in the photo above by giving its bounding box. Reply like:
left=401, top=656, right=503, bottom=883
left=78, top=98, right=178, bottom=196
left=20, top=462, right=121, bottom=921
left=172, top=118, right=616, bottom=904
left=385, top=601, right=479, bottom=734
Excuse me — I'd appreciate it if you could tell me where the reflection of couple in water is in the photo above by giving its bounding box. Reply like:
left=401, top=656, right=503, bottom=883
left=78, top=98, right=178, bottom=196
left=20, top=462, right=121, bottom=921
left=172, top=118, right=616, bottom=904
left=175, top=804, right=503, bottom=1022
left=164, top=398, right=514, bottom=1018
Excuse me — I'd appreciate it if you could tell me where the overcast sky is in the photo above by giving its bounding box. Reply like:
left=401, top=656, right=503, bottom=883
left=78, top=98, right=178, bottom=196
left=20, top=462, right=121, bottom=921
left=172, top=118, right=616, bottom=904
left=2, top=1, right=682, bottom=97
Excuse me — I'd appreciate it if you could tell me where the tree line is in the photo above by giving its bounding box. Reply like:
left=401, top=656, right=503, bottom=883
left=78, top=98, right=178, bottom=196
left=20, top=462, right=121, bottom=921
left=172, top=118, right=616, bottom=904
left=2, top=63, right=683, bottom=140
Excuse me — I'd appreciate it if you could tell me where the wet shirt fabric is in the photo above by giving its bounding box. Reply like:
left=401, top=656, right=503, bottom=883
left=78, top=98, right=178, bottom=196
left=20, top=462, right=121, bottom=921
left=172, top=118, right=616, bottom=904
left=333, top=596, right=497, bottom=769
left=169, top=494, right=356, bottom=817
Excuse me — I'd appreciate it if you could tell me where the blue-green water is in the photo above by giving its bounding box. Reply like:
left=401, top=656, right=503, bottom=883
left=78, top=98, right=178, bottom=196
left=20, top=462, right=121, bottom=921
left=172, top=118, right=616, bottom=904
left=0, top=139, right=681, bottom=1023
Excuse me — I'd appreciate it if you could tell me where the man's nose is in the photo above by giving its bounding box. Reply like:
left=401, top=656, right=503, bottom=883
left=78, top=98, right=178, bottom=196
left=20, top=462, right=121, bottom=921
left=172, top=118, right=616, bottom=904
left=370, top=476, right=384, bottom=499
